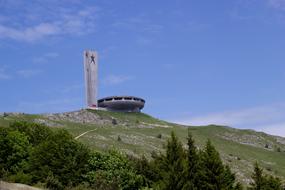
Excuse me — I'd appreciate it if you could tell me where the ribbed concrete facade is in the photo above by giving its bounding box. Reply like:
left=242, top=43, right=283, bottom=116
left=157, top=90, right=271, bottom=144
left=83, top=50, right=98, bottom=109
left=98, top=96, right=145, bottom=112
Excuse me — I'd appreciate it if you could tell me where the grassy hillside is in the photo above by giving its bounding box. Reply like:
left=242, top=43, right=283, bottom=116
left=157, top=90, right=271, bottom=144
left=0, top=110, right=285, bottom=185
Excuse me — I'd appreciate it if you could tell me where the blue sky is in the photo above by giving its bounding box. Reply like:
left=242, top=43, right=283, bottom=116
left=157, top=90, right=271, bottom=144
left=1, top=0, right=285, bottom=136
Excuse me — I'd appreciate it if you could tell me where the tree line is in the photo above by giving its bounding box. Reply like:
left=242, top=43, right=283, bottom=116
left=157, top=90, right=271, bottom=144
left=0, top=121, right=284, bottom=190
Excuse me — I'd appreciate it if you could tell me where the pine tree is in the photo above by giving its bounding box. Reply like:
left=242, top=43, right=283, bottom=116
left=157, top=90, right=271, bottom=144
left=264, top=176, right=283, bottom=190
left=223, top=165, right=238, bottom=190
left=156, top=131, right=186, bottom=190
left=233, top=182, right=243, bottom=190
left=200, top=140, right=236, bottom=190
left=249, top=162, right=264, bottom=190
left=131, top=155, right=155, bottom=187
left=249, top=162, right=283, bottom=190
left=182, top=130, right=200, bottom=190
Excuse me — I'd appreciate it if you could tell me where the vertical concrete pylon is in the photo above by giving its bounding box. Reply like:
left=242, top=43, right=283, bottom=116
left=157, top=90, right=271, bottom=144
left=83, top=50, right=98, bottom=109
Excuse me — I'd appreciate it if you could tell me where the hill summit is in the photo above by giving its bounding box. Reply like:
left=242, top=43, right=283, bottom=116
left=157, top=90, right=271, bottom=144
left=1, top=109, right=285, bottom=185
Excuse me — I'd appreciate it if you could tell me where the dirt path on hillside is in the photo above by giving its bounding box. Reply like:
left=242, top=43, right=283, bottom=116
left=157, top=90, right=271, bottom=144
left=75, top=129, right=97, bottom=140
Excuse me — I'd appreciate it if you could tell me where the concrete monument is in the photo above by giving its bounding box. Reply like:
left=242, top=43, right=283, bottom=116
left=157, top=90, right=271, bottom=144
left=83, top=50, right=98, bottom=109
left=83, top=50, right=145, bottom=112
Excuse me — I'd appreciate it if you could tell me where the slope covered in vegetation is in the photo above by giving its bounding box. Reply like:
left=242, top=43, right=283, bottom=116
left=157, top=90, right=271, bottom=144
left=0, top=109, right=285, bottom=186
left=1, top=121, right=283, bottom=190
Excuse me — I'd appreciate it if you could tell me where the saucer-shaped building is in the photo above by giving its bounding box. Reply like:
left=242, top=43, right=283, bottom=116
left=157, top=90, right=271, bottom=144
left=98, top=96, right=145, bottom=112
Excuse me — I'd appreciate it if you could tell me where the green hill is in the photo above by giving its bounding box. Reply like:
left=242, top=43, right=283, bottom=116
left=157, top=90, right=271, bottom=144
left=1, top=109, right=285, bottom=185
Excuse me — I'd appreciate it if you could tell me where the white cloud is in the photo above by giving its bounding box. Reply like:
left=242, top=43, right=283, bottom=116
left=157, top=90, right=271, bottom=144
left=260, top=123, right=285, bottom=137
left=16, top=69, right=42, bottom=78
left=0, top=23, right=59, bottom=42
left=0, top=3, right=99, bottom=42
left=113, top=17, right=163, bottom=33
left=171, top=103, right=285, bottom=137
left=268, top=0, right=285, bottom=10
left=143, top=24, right=164, bottom=34
left=45, top=52, right=59, bottom=58
left=162, top=63, right=175, bottom=70
left=16, top=98, right=82, bottom=113
left=100, top=46, right=117, bottom=59
left=112, top=16, right=163, bottom=45
left=0, top=67, right=42, bottom=79
left=103, top=75, right=133, bottom=85
left=33, top=52, right=59, bottom=64
left=112, top=17, right=147, bottom=29
left=0, top=68, right=11, bottom=80
left=61, top=84, right=83, bottom=93
left=136, top=37, right=153, bottom=45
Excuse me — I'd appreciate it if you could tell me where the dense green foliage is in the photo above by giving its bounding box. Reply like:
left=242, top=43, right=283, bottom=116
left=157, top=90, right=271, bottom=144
left=86, top=150, right=143, bottom=190
left=1, top=110, right=285, bottom=184
left=155, top=131, right=185, bottom=190
left=183, top=131, right=200, bottom=190
left=29, top=130, right=90, bottom=187
left=199, top=140, right=238, bottom=190
left=0, top=128, right=31, bottom=176
left=249, top=162, right=283, bottom=190
left=0, top=122, right=90, bottom=189
left=0, top=121, right=284, bottom=190
left=135, top=130, right=243, bottom=190
left=0, top=121, right=144, bottom=190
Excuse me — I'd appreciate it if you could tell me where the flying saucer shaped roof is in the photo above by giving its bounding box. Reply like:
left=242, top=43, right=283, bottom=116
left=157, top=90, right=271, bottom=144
left=98, top=96, right=145, bottom=112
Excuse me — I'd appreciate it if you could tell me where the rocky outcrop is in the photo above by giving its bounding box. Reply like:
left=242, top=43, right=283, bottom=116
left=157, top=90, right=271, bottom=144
left=43, top=109, right=112, bottom=125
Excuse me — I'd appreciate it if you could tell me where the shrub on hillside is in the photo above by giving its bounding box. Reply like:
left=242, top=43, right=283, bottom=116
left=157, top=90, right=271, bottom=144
left=249, top=162, right=283, bottom=190
left=1, top=121, right=284, bottom=190
left=156, top=133, right=162, bottom=139
left=29, top=129, right=90, bottom=187
left=0, top=122, right=90, bottom=189
left=0, top=127, right=31, bottom=176
left=86, top=150, right=144, bottom=190
left=10, top=121, right=52, bottom=145
left=137, top=130, right=243, bottom=190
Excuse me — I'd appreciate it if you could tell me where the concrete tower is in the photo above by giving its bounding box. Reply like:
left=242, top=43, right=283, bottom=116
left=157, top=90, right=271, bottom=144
left=83, top=50, right=98, bottom=109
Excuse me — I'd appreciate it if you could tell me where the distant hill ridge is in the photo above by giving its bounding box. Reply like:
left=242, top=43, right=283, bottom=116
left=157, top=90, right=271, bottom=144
left=0, top=109, right=285, bottom=185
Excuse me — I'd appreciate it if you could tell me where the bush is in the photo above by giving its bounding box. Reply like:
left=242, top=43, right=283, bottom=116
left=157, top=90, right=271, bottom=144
left=10, top=121, right=52, bottom=145
left=0, top=122, right=90, bottom=188
left=249, top=162, right=283, bottom=190
left=1, top=121, right=284, bottom=190
left=68, top=183, right=93, bottom=190
left=156, top=134, right=162, bottom=139
left=29, top=129, right=90, bottom=187
left=131, top=155, right=156, bottom=187
left=6, top=171, right=33, bottom=185
left=87, top=170, right=119, bottom=190
left=112, top=118, right=118, bottom=125
left=86, top=150, right=143, bottom=190
left=46, top=173, right=64, bottom=190
left=0, top=128, right=31, bottom=175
